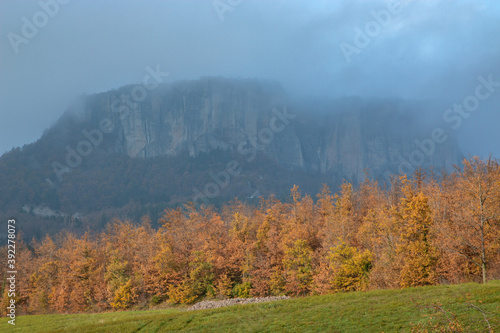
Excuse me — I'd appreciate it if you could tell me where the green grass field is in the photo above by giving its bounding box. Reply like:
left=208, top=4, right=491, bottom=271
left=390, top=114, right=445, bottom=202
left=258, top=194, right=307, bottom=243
left=2, top=281, right=499, bottom=332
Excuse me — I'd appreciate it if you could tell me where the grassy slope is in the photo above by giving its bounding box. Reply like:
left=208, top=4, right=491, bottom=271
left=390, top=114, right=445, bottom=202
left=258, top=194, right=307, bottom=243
left=2, top=281, right=500, bottom=332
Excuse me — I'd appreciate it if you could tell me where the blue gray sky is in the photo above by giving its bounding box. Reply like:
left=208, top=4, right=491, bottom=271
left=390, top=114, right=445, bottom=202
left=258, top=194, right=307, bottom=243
left=1, top=0, right=499, bottom=157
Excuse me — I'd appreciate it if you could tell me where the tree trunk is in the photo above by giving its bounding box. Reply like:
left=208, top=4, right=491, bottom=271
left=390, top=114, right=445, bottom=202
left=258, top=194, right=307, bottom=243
left=482, top=261, right=486, bottom=284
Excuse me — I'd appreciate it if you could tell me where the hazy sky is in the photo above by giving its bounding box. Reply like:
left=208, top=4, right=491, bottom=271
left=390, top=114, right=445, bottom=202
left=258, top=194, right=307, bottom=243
left=1, top=0, right=499, bottom=157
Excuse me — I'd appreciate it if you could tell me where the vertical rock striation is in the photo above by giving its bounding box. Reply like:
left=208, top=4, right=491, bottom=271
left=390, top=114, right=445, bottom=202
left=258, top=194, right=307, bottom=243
left=80, top=77, right=462, bottom=184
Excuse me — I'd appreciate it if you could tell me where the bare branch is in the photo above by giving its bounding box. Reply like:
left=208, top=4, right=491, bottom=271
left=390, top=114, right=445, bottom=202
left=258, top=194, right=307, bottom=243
left=468, top=302, right=493, bottom=332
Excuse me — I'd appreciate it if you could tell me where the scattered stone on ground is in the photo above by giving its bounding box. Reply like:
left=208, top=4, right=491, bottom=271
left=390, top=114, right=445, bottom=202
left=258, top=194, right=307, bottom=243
left=187, top=296, right=290, bottom=311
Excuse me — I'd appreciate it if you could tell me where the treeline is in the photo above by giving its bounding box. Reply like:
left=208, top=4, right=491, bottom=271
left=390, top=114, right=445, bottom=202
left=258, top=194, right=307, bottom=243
left=2, top=157, right=499, bottom=315
left=0, top=142, right=323, bottom=242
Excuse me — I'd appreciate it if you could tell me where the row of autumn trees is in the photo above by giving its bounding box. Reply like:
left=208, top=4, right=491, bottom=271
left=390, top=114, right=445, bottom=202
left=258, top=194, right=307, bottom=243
left=2, top=157, right=499, bottom=315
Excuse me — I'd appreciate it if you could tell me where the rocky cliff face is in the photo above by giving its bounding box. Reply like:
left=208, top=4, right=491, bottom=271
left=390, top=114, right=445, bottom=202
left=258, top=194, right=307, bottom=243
left=292, top=99, right=461, bottom=182
left=77, top=77, right=461, bottom=184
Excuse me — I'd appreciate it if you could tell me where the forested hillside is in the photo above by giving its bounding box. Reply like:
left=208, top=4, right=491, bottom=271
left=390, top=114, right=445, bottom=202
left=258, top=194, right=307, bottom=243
left=2, top=157, right=498, bottom=315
